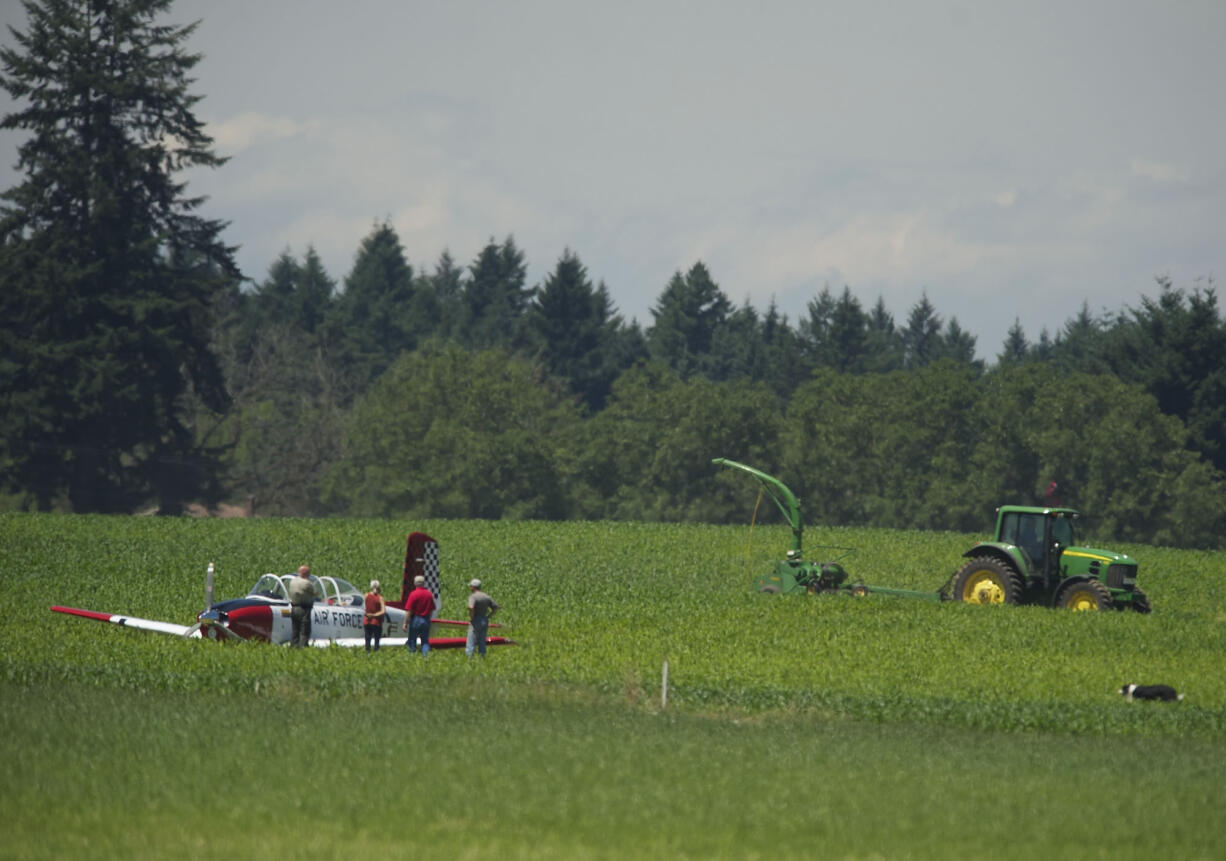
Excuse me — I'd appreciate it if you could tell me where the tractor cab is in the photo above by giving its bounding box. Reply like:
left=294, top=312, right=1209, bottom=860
left=995, top=506, right=1076, bottom=587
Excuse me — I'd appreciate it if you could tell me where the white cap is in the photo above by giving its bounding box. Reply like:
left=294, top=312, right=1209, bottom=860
left=469, top=579, right=482, bottom=589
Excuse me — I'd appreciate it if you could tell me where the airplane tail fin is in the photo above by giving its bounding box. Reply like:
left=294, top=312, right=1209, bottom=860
left=403, top=532, right=441, bottom=619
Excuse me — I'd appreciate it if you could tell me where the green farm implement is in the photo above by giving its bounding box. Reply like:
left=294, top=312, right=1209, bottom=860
left=714, top=458, right=1151, bottom=612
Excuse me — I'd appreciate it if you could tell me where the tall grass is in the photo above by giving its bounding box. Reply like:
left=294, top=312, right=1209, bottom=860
left=2, top=513, right=1224, bottom=859
left=4, top=514, right=1223, bottom=734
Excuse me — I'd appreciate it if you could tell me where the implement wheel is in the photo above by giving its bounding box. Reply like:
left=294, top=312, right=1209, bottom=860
left=1056, top=578, right=1112, bottom=611
left=952, top=557, right=1023, bottom=605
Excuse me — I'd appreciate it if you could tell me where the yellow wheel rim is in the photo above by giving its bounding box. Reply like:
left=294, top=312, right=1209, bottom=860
left=961, top=571, right=1005, bottom=604
left=1064, top=587, right=1101, bottom=611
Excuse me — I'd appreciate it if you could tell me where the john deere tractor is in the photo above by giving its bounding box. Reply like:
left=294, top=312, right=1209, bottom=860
left=951, top=505, right=1151, bottom=612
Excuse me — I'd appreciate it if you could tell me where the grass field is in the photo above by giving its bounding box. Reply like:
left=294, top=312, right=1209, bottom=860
left=2, top=513, right=1224, bottom=859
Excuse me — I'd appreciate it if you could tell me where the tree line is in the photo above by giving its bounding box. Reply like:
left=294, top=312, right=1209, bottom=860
left=225, top=233, right=1225, bottom=548
left=2, top=0, right=1224, bottom=548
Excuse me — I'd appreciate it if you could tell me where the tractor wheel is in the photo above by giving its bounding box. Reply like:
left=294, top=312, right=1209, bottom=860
left=1056, top=578, right=1113, bottom=611
left=760, top=584, right=780, bottom=594
left=1129, top=588, right=1152, bottom=614
left=952, top=557, right=1023, bottom=605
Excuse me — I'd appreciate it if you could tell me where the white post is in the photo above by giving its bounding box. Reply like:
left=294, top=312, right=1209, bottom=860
left=661, top=659, right=669, bottom=710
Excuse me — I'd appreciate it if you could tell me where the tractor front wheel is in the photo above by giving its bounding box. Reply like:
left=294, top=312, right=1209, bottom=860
left=952, top=557, right=1023, bottom=605
left=1129, top=588, right=1153, bottom=613
left=1056, top=578, right=1113, bottom=611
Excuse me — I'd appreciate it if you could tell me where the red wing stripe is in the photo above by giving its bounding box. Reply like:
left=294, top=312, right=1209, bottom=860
left=51, top=606, right=115, bottom=622
left=429, top=618, right=504, bottom=628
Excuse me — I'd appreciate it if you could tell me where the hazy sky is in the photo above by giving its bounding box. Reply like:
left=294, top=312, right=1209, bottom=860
left=2, top=0, right=1223, bottom=358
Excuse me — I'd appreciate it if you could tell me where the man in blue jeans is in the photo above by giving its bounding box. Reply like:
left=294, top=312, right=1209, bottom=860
left=403, top=575, right=436, bottom=655
left=466, top=578, right=500, bottom=657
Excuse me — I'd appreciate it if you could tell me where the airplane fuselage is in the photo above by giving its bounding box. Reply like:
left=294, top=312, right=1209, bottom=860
left=198, top=596, right=408, bottom=644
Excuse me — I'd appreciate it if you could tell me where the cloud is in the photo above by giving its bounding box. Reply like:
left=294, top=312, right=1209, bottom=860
left=1129, top=158, right=1191, bottom=184
left=207, top=111, right=312, bottom=155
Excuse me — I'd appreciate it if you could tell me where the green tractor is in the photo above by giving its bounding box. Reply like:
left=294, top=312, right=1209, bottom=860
left=952, top=505, right=1151, bottom=612
left=714, top=457, right=1151, bottom=612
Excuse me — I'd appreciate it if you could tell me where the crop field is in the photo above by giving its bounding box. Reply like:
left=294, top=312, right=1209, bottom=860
left=2, top=513, right=1225, bottom=859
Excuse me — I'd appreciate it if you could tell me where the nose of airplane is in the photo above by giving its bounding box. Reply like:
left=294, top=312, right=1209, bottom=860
left=197, top=603, right=274, bottom=642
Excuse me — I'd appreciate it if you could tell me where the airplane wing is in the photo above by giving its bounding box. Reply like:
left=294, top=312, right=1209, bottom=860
left=313, top=618, right=513, bottom=649
left=314, top=635, right=514, bottom=649
left=51, top=605, right=202, bottom=638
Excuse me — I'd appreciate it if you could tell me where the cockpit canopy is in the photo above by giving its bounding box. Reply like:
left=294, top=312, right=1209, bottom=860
left=248, top=573, right=365, bottom=608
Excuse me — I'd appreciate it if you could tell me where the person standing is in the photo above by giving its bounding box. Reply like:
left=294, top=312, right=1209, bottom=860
left=466, top=578, right=500, bottom=658
left=363, top=580, right=386, bottom=652
left=287, top=565, right=316, bottom=648
left=403, top=575, right=436, bottom=655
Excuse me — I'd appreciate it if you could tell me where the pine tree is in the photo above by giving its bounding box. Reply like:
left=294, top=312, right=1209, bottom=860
left=997, top=318, right=1029, bottom=367
left=901, top=293, right=942, bottom=369
left=864, top=296, right=902, bottom=372
left=527, top=249, right=630, bottom=411
left=324, top=220, right=417, bottom=391
left=462, top=236, right=531, bottom=348
left=0, top=0, right=239, bottom=512
left=647, top=261, right=732, bottom=377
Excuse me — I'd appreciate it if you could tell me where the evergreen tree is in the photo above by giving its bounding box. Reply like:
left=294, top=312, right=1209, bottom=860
left=1031, top=328, right=1054, bottom=362
left=1049, top=301, right=1111, bottom=373
left=707, top=300, right=763, bottom=383
left=647, top=261, right=731, bottom=377
left=936, top=317, right=980, bottom=368
left=236, top=245, right=335, bottom=358
left=758, top=300, right=808, bottom=397
left=827, top=287, right=871, bottom=373
left=864, top=296, right=903, bottom=372
left=798, top=286, right=834, bottom=368
left=324, top=220, right=417, bottom=392
left=0, top=0, right=238, bottom=512
left=709, top=299, right=806, bottom=397
left=423, top=249, right=463, bottom=338
left=901, top=293, right=942, bottom=369
left=462, top=236, right=531, bottom=348
left=527, top=249, right=630, bottom=411
left=1102, top=279, right=1226, bottom=473
left=997, top=318, right=1029, bottom=367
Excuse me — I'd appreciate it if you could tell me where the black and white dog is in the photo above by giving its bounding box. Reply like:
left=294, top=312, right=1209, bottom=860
left=1119, top=683, right=1184, bottom=702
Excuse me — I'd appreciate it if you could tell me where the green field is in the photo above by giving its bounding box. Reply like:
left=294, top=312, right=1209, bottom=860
left=2, top=513, right=1224, bottom=859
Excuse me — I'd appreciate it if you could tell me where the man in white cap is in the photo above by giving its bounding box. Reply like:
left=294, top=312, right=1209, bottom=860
left=466, top=578, right=500, bottom=657
left=403, top=574, right=436, bottom=655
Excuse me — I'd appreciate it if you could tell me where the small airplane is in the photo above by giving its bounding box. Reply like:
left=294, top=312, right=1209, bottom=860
left=50, top=532, right=512, bottom=650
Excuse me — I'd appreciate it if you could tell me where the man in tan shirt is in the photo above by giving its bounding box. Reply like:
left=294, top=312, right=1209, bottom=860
left=287, top=565, right=316, bottom=648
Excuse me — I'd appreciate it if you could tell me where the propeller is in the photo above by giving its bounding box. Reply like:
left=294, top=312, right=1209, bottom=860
left=180, top=562, right=218, bottom=639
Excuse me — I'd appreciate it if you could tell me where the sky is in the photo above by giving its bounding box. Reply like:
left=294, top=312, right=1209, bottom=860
left=1, top=0, right=1223, bottom=359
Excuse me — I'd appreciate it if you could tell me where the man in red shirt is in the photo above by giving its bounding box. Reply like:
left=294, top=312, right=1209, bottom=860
left=402, top=575, right=436, bottom=655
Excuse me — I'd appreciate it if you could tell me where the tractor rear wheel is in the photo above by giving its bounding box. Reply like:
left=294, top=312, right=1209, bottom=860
left=1056, top=578, right=1113, bottom=611
left=952, top=557, right=1023, bottom=605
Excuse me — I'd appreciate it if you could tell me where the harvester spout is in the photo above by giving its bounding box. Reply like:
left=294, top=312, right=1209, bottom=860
left=713, top=458, right=804, bottom=554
